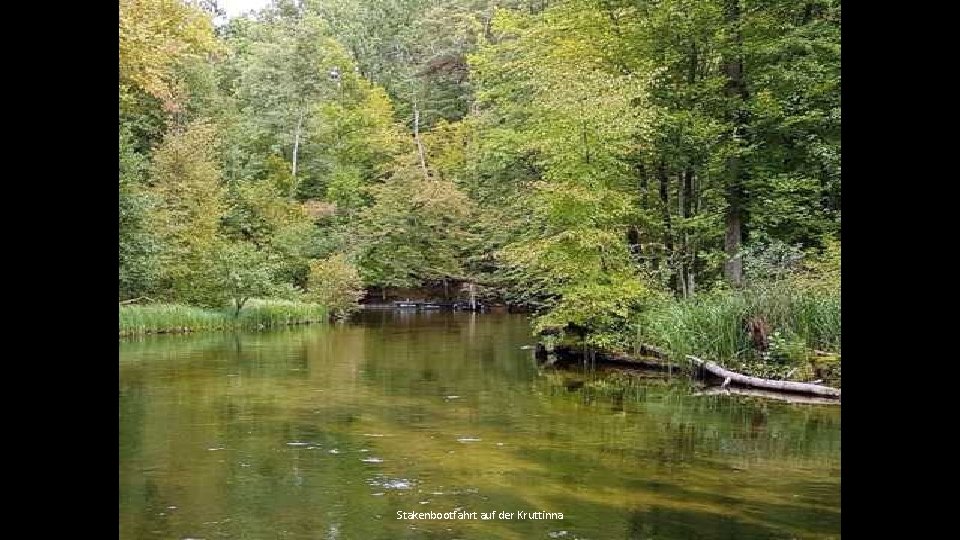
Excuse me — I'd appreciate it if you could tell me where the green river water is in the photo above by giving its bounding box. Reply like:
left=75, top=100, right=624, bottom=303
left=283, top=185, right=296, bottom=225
left=119, top=311, right=840, bottom=539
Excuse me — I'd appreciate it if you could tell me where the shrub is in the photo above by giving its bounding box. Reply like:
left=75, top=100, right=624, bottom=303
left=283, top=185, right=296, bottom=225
left=306, top=254, right=364, bottom=319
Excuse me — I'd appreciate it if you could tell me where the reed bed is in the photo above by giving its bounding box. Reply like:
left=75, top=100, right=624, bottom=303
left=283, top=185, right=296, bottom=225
left=119, top=299, right=328, bottom=337
left=235, top=299, right=329, bottom=328
left=634, top=281, right=840, bottom=367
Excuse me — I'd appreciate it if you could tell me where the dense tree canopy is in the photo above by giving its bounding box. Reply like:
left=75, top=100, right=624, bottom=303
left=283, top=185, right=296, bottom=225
left=119, top=0, right=840, bottom=342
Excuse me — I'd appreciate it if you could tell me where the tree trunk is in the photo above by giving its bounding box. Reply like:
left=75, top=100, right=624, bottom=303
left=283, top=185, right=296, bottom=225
left=680, top=41, right=699, bottom=297
left=631, top=159, right=648, bottom=256
left=691, top=167, right=702, bottom=296
left=657, top=162, right=675, bottom=291
left=636, top=159, right=648, bottom=209
left=688, top=355, right=840, bottom=398
left=722, top=0, right=748, bottom=288
left=724, top=200, right=743, bottom=286
left=414, top=103, right=429, bottom=179
left=677, top=172, right=687, bottom=297
left=292, top=111, right=303, bottom=179
left=678, top=169, right=698, bottom=297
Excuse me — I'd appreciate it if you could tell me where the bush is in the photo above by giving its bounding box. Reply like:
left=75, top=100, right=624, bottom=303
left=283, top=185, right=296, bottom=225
left=533, top=275, right=652, bottom=350
left=306, top=254, right=364, bottom=319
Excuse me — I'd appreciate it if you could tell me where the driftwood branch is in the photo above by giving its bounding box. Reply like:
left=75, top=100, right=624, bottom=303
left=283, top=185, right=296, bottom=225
left=687, top=355, right=840, bottom=398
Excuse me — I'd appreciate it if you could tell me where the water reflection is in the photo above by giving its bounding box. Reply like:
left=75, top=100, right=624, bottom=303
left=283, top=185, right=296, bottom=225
left=120, top=312, right=840, bottom=539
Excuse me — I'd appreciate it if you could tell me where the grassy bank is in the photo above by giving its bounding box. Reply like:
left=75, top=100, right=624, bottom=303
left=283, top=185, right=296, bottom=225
left=120, top=299, right=329, bottom=337
left=633, top=282, right=840, bottom=384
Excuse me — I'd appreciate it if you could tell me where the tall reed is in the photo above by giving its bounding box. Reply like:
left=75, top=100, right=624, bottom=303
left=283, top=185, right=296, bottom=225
left=119, top=299, right=329, bottom=337
left=634, top=281, right=840, bottom=366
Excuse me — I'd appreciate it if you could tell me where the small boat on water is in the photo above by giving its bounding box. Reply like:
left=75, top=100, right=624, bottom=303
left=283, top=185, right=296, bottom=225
left=389, top=299, right=480, bottom=310
left=452, top=301, right=485, bottom=312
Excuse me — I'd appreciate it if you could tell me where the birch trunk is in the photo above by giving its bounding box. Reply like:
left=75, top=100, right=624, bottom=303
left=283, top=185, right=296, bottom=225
left=292, top=111, right=303, bottom=179
left=414, top=103, right=428, bottom=179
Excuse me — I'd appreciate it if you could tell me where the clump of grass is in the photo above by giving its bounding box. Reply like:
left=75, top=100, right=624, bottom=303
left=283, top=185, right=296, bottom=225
left=119, top=304, right=230, bottom=336
left=637, top=290, right=750, bottom=363
left=634, top=280, right=840, bottom=373
left=120, top=298, right=329, bottom=337
left=235, top=299, right=329, bottom=329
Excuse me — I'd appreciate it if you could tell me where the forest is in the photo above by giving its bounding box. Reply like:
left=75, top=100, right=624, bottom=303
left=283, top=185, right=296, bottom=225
left=119, top=0, right=840, bottom=383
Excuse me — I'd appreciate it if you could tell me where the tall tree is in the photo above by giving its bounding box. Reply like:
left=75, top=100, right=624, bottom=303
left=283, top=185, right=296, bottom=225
left=148, top=119, right=227, bottom=305
left=119, top=0, right=219, bottom=114
left=468, top=0, right=656, bottom=344
left=119, top=128, right=160, bottom=300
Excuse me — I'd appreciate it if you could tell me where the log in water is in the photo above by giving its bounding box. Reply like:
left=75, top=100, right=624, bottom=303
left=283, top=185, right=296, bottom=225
left=687, top=355, right=841, bottom=398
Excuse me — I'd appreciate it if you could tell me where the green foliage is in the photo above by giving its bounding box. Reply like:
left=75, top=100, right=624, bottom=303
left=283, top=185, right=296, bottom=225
left=742, top=240, right=806, bottom=282
left=468, top=0, right=657, bottom=337
left=217, top=4, right=402, bottom=203
left=317, top=0, right=513, bottom=126
left=148, top=119, right=227, bottom=305
left=635, top=277, right=840, bottom=375
left=766, top=329, right=809, bottom=365
left=534, top=276, right=651, bottom=350
left=306, top=253, right=364, bottom=319
left=118, top=0, right=840, bottom=377
left=797, top=237, right=841, bottom=291
left=355, top=159, right=476, bottom=287
left=234, top=298, right=328, bottom=326
left=304, top=83, right=406, bottom=202
left=325, top=165, right=364, bottom=211
left=214, top=241, right=286, bottom=316
left=223, top=155, right=318, bottom=287
left=119, top=0, right=221, bottom=113
left=119, top=127, right=161, bottom=299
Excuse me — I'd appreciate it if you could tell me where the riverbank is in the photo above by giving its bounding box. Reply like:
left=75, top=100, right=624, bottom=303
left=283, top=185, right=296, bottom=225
left=632, top=281, right=841, bottom=386
left=537, top=280, right=841, bottom=392
left=119, top=299, right=328, bottom=337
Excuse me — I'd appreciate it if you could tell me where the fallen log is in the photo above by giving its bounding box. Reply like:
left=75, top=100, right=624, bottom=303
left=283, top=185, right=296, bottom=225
left=693, top=386, right=841, bottom=406
left=687, top=355, right=840, bottom=398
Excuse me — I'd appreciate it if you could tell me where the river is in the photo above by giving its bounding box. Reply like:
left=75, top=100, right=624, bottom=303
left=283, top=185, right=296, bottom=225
left=119, top=311, right=840, bottom=539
